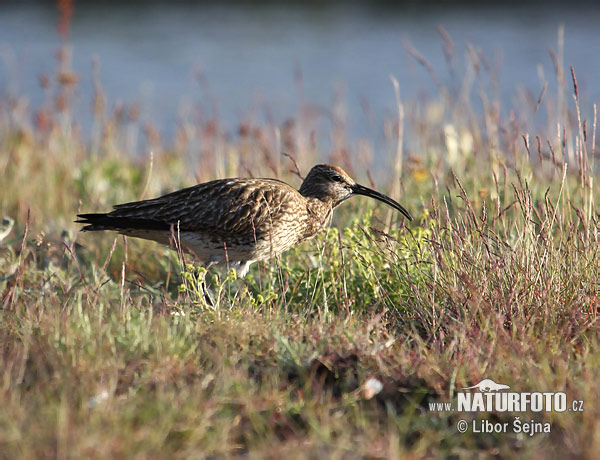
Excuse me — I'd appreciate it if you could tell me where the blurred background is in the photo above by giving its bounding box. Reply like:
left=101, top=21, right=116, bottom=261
left=1, top=1, right=599, bottom=163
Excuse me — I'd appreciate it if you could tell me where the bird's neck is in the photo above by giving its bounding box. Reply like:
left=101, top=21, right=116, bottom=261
left=301, top=198, right=335, bottom=240
left=298, top=181, right=339, bottom=204
left=299, top=186, right=337, bottom=205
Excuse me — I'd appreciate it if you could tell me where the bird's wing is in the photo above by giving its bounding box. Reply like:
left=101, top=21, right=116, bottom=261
left=107, top=178, right=302, bottom=239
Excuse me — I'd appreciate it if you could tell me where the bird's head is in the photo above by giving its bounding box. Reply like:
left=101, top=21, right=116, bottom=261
left=299, top=164, right=413, bottom=221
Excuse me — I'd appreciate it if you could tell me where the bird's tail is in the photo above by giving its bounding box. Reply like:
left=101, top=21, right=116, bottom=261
left=76, top=213, right=171, bottom=232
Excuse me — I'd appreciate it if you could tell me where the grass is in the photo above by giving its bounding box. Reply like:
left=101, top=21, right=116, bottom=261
left=1, top=35, right=599, bottom=459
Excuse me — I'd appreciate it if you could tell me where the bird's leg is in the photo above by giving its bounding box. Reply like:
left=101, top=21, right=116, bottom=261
left=220, top=261, right=253, bottom=305
left=226, top=263, right=246, bottom=305
left=199, top=259, right=251, bottom=307
left=234, top=260, right=252, bottom=278
left=201, top=258, right=218, bottom=307
left=203, top=286, right=216, bottom=307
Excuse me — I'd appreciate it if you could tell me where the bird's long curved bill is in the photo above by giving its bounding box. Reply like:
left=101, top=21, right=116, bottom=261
left=352, top=184, right=413, bottom=221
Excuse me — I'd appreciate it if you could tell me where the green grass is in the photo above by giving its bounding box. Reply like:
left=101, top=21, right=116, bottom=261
left=1, top=41, right=599, bottom=459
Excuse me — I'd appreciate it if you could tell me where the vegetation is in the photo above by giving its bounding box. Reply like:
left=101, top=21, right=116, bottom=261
left=1, top=36, right=598, bottom=458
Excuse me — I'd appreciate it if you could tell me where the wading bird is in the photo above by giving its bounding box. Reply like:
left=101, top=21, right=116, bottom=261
left=77, top=164, right=413, bottom=276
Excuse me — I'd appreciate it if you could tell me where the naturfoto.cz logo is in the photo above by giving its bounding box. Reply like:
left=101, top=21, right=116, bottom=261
left=429, top=378, right=584, bottom=437
left=429, top=378, right=583, bottom=413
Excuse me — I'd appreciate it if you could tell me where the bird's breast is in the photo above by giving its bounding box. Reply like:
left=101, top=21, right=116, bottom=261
left=299, top=199, right=333, bottom=241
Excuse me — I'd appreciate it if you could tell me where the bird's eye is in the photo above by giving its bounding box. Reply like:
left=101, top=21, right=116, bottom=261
left=331, top=174, right=343, bottom=182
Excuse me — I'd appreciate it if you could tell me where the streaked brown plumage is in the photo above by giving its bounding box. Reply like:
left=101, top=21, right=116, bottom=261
left=77, top=164, right=413, bottom=276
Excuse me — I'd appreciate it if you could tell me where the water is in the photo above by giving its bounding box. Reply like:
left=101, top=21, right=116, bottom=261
left=1, top=2, right=599, bottom=144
